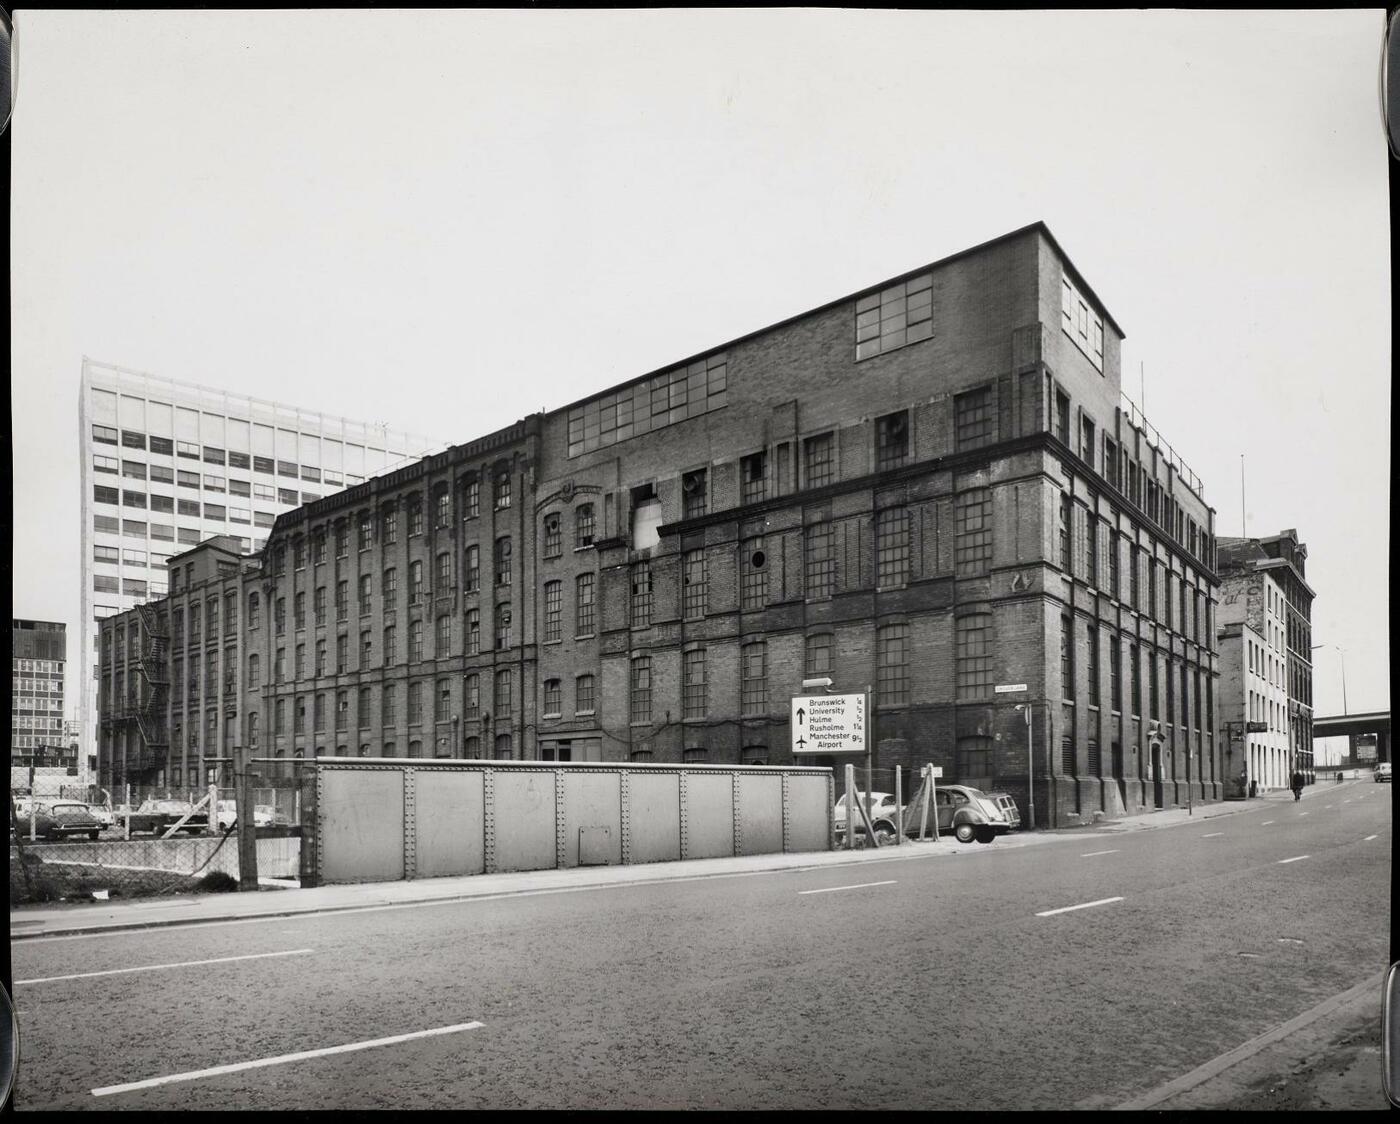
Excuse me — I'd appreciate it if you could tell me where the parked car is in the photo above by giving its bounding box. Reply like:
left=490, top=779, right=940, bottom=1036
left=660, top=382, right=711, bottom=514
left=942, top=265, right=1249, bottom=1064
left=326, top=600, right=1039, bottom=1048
left=833, top=792, right=902, bottom=842
left=254, top=804, right=293, bottom=828
left=126, top=799, right=211, bottom=837
left=1376, top=763, right=1392, bottom=783
left=837, top=784, right=1016, bottom=845
left=14, top=800, right=103, bottom=841
left=86, top=804, right=115, bottom=828
left=216, top=800, right=239, bottom=830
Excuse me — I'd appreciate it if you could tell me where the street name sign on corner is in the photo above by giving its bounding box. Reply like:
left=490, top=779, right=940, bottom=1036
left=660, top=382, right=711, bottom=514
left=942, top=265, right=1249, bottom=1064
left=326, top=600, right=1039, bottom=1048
left=791, top=693, right=866, bottom=755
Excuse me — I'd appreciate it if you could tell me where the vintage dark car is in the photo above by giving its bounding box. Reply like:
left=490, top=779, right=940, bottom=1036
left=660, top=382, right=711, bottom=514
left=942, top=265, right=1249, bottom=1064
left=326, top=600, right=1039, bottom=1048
left=15, top=800, right=104, bottom=841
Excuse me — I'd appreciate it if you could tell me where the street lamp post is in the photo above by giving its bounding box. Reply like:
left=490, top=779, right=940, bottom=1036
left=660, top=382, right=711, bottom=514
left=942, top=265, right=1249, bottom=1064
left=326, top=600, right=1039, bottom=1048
left=1015, top=703, right=1035, bottom=830
left=1310, top=643, right=1347, bottom=715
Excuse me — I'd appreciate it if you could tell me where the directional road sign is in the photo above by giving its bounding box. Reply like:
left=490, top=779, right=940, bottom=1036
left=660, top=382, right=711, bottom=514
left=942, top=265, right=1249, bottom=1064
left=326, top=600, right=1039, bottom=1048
left=791, top=693, right=866, bottom=755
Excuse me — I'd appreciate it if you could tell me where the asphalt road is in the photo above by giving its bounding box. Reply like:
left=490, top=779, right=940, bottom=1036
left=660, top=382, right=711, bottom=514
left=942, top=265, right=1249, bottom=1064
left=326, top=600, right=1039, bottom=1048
left=9, top=784, right=1390, bottom=1110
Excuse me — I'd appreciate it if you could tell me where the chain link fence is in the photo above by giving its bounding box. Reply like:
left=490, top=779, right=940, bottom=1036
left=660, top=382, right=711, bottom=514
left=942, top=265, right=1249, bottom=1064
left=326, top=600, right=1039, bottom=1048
left=9, top=761, right=306, bottom=905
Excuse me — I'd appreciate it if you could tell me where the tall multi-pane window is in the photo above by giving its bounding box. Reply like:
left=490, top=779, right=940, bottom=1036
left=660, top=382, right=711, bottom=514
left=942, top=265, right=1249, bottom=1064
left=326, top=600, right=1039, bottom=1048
left=1108, top=531, right=1120, bottom=597
left=805, top=633, right=833, bottom=678
left=494, top=603, right=511, bottom=650
left=274, top=598, right=285, bottom=635
left=954, top=387, right=994, bottom=450
left=955, top=613, right=993, bottom=699
left=1129, top=544, right=1140, bottom=608
left=408, top=499, right=423, bottom=537
left=463, top=480, right=479, bottom=520
left=1085, top=515, right=1098, bottom=587
left=1148, top=650, right=1159, bottom=720
left=575, top=505, right=595, bottom=548
left=542, top=513, right=561, bottom=558
left=628, top=657, right=652, bottom=724
left=358, top=574, right=372, bottom=615
left=1061, top=614, right=1075, bottom=700
left=336, top=690, right=348, bottom=731
left=740, top=540, right=767, bottom=610
left=336, top=635, right=348, bottom=674
left=494, top=474, right=511, bottom=512
left=248, top=652, right=260, bottom=688
left=359, top=511, right=374, bottom=551
left=335, top=524, right=348, bottom=558
left=1181, top=664, right=1190, bottom=729
left=463, top=674, right=479, bottom=718
left=495, top=537, right=511, bottom=586
left=682, top=550, right=706, bottom=618
left=437, top=614, right=453, bottom=657
left=1087, top=624, right=1100, bottom=705
left=543, top=581, right=562, bottom=642
left=855, top=273, right=932, bottom=359
left=954, top=488, right=992, bottom=576
left=1164, top=570, right=1174, bottom=629
left=876, top=623, right=910, bottom=705
left=248, top=593, right=260, bottom=630
left=682, top=648, right=707, bottom=719
left=409, top=620, right=424, bottom=661
left=1148, top=560, right=1158, bottom=622
left=494, top=669, right=513, bottom=715
left=740, top=642, right=767, bottom=715
left=359, top=687, right=372, bottom=728
left=463, top=546, right=479, bottom=593
left=1109, top=637, right=1122, bottom=711
left=574, top=573, right=596, bottom=636
left=408, top=681, right=423, bottom=725
left=805, top=523, right=836, bottom=599
left=409, top=561, right=424, bottom=604
left=875, top=507, right=910, bottom=587
left=295, top=643, right=307, bottom=679
left=1129, top=643, right=1141, bottom=715
left=336, top=581, right=349, bottom=622
left=543, top=678, right=562, bottom=717
left=682, top=470, right=707, bottom=519
left=875, top=411, right=909, bottom=470
left=434, top=679, right=450, bottom=722
left=314, top=693, right=326, bottom=732
left=631, top=563, right=653, bottom=628
left=1165, top=656, right=1175, bottom=726
left=382, top=684, right=396, bottom=725
left=435, top=486, right=451, bottom=528
left=383, top=567, right=398, bottom=599
left=804, top=433, right=834, bottom=489
left=1058, top=494, right=1072, bottom=571
left=575, top=674, right=596, bottom=714
left=435, top=552, right=451, bottom=592
left=466, top=609, right=479, bottom=655
left=314, top=586, right=326, bottom=626
left=381, top=506, right=397, bottom=545
left=1055, top=390, right=1070, bottom=445
left=494, top=734, right=512, bottom=760
left=740, top=451, right=768, bottom=504
left=294, top=592, right=306, bottom=630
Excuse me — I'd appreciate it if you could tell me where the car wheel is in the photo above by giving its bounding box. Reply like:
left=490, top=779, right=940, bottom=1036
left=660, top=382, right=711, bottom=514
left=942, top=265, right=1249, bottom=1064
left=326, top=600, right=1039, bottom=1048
left=873, top=823, right=897, bottom=846
left=89, top=832, right=100, bottom=841
left=954, top=822, right=976, bottom=844
left=973, top=825, right=997, bottom=844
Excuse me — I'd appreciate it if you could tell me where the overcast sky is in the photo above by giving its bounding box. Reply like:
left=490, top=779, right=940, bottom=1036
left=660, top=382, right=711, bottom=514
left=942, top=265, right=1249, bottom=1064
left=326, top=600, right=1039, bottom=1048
left=9, top=9, right=1390, bottom=729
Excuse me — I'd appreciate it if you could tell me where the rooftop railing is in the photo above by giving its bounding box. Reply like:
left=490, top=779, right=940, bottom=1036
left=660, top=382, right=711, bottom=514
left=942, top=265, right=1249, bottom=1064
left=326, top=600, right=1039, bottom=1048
left=1120, top=392, right=1204, bottom=498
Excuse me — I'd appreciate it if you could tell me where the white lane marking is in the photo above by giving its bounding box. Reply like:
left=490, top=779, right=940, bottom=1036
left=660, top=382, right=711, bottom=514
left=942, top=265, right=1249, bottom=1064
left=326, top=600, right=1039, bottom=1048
left=92, top=1020, right=486, bottom=1097
left=1324, top=805, right=1333, bottom=810
left=1202, top=833, right=1224, bottom=838
left=1298, top=812, right=1309, bottom=817
left=798, top=880, right=897, bottom=895
left=16, top=948, right=314, bottom=986
left=1080, top=849, right=1119, bottom=857
left=1260, top=821, right=1274, bottom=826
left=1278, top=938, right=1304, bottom=944
left=1365, top=835, right=1378, bottom=842
left=1278, top=855, right=1309, bottom=864
left=1036, top=896, right=1123, bottom=917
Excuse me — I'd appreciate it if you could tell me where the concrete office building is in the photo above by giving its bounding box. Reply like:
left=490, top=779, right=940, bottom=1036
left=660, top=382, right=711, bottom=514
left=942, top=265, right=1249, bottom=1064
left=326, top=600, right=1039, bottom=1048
left=12, top=619, right=69, bottom=770
left=1217, top=529, right=1315, bottom=787
left=77, top=359, right=440, bottom=785
left=100, top=224, right=1225, bottom=828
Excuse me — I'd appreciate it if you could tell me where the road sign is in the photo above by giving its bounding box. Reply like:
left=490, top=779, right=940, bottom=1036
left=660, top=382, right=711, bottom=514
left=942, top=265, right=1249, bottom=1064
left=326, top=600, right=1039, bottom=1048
left=791, top=693, right=866, bottom=755
left=926, top=766, right=944, bottom=778
left=994, top=684, right=1027, bottom=694
left=1246, top=721, right=1268, bottom=733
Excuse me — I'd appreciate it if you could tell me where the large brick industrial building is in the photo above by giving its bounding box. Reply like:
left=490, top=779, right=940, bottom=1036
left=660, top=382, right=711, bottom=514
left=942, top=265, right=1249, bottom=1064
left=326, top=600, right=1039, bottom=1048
left=99, top=222, right=1225, bottom=826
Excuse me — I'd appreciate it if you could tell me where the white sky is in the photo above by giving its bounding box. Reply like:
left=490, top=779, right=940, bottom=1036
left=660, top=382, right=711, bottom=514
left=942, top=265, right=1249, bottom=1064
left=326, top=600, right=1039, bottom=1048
left=9, top=9, right=1390, bottom=722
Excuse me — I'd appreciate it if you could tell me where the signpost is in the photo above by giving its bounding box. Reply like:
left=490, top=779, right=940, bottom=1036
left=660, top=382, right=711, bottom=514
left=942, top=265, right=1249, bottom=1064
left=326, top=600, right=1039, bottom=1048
left=998, top=684, right=1034, bottom=831
left=790, top=693, right=867, bottom=755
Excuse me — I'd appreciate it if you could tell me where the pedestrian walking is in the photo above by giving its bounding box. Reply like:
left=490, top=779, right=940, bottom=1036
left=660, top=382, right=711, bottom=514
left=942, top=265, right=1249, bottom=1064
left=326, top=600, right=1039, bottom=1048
left=1290, top=769, right=1305, bottom=801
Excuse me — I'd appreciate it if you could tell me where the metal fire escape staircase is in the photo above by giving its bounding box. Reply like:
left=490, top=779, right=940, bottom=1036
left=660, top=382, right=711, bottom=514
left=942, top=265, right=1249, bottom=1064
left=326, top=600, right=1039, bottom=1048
left=134, top=603, right=170, bottom=753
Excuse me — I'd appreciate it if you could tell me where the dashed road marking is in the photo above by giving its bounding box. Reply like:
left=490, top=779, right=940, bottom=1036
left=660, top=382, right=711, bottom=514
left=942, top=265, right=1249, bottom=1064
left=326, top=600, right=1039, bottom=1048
left=1036, top=896, right=1123, bottom=917
left=91, top=1020, right=486, bottom=1096
left=1080, top=850, right=1119, bottom=857
left=1277, top=855, right=1309, bottom=864
left=16, top=948, right=314, bottom=986
left=1202, top=833, right=1224, bottom=838
left=799, top=880, right=897, bottom=895
left=1261, top=821, right=1275, bottom=826
left=1298, top=812, right=1309, bottom=817
left=1365, top=835, right=1378, bottom=842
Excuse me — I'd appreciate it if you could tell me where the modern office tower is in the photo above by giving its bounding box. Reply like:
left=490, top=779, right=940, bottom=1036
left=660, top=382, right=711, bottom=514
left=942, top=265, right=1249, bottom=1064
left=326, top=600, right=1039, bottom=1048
left=12, top=619, right=68, bottom=771
left=77, top=358, right=440, bottom=785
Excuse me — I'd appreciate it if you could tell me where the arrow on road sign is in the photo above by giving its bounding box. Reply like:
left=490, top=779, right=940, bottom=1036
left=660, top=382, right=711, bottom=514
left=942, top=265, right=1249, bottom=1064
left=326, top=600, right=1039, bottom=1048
left=796, top=707, right=806, bottom=724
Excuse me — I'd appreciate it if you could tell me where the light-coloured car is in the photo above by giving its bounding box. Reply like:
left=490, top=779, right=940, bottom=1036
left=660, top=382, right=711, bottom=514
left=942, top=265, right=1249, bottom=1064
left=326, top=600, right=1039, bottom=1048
left=833, top=792, right=901, bottom=842
left=86, top=804, right=115, bottom=828
left=837, top=785, right=1016, bottom=844
left=1376, top=762, right=1392, bottom=783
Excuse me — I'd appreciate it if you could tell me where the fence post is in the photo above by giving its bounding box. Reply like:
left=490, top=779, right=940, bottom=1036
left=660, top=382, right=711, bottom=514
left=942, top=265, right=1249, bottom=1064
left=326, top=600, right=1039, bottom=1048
left=208, top=781, right=219, bottom=837
left=237, top=758, right=259, bottom=892
left=894, top=766, right=903, bottom=846
left=844, top=764, right=855, bottom=851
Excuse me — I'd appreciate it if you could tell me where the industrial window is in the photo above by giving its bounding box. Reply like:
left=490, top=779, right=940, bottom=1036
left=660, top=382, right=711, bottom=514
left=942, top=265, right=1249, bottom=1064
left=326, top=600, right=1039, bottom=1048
left=358, top=512, right=373, bottom=551
left=248, top=593, right=260, bottom=630
left=543, top=679, right=562, bottom=717
left=204, top=503, right=226, bottom=521
left=804, top=432, right=834, bottom=489
left=382, top=684, right=396, bottom=725
left=741, top=540, right=767, bottom=610
left=1148, top=560, right=1158, bottom=622
left=493, top=604, right=511, bottom=650
left=274, top=597, right=287, bottom=636
left=855, top=273, right=932, bottom=360
left=805, top=632, right=834, bottom=678
left=876, top=623, right=910, bottom=705
left=463, top=480, right=479, bottom=520
left=94, top=513, right=120, bottom=533
left=120, top=430, right=146, bottom=450
left=1110, top=637, right=1122, bottom=712
left=205, top=474, right=226, bottom=493
left=875, top=411, right=909, bottom=471
left=805, top=523, right=836, bottom=599
left=629, top=748, right=653, bottom=763
left=1165, top=657, right=1175, bottom=726
left=576, top=674, right=596, bottom=714
left=408, top=682, right=423, bottom=725
left=631, top=562, right=653, bottom=628
left=575, top=505, right=595, bottom=548
left=463, top=545, right=479, bottom=593
left=575, top=573, right=595, bottom=636
left=1055, top=391, right=1071, bottom=445
left=94, top=454, right=119, bottom=475
left=955, top=388, right=994, bottom=451
left=1087, top=624, right=1100, bottom=706
left=313, top=693, right=326, bottom=732
left=1148, top=651, right=1159, bottom=720
left=1085, top=513, right=1099, bottom=588
left=121, top=460, right=147, bottom=480
left=1058, top=493, right=1072, bottom=571
left=336, top=634, right=349, bottom=674
left=494, top=734, right=513, bottom=760
left=740, top=642, right=767, bottom=716
left=1181, top=664, right=1190, bottom=729
left=359, top=687, right=373, bottom=728
left=439, top=614, right=454, bottom=656
left=464, top=675, right=479, bottom=718
left=566, top=354, right=728, bottom=458
left=335, top=690, right=348, bottom=731
left=436, top=484, right=451, bottom=527
left=955, top=613, right=993, bottom=699
left=682, top=550, right=707, bottom=619
left=380, top=627, right=393, bottom=666
left=1108, top=531, right=1120, bottom=597
left=294, top=643, right=306, bottom=680
left=683, top=648, right=707, bottom=719
left=493, top=474, right=511, bottom=512
left=495, top=537, right=511, bottom=586
left=1129, top=644, right=1141, bottom=715
left=409, top=619, right=424, bottom=661
left=409, top=561, right=424, bottom=605
left=682, top=469, right=708, bottom=519
left=434, top=680, right=450, bottom=723
left=955, top=489, right=991, bottom=576
left=94, top=544, right=119, bottom=564
left=543, top=513, right=561, bottom=558
left=543, top=581, right=562, bottom=642
left=1061, top=614, right=1075, bottom=700
left=682, top=747, right=708, bottom=764
left=492, top=669, right=513, bottom=716
left=435, top=552, right=451, bottom=592
left=875, top=507, right=910, bottom=588
left=408, top=498, right=424, bottom=537
left=466, top=609, right=479, bottom=655
left=381, top=506, right=398, bottom=545
left=741, top=451, right=768, bottom=505
left=336, top=580, right=349, bottom=621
